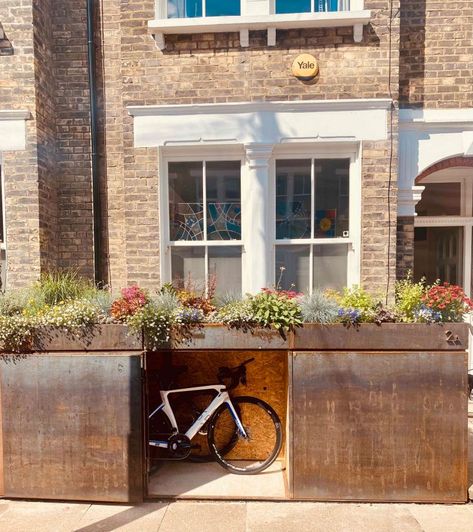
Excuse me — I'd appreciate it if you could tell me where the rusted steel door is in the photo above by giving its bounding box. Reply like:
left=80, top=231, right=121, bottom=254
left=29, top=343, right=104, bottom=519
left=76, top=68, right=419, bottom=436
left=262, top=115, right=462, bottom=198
left=0, top=353, right=144, bottom=502
left=292, top=351, right=469, bottom=503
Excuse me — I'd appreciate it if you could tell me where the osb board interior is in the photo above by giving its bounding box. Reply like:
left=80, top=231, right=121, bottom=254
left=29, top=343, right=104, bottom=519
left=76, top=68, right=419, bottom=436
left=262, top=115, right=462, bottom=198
left=146, top=351, right=287, bottom=460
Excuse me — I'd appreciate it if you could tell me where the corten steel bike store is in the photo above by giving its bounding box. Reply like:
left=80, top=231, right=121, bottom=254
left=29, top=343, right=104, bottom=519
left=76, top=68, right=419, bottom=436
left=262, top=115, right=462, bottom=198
left=0, top=323, right=469, bottom=503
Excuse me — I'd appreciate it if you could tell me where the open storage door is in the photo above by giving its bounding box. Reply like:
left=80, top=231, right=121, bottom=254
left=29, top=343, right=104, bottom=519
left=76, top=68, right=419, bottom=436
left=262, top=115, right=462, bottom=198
left=145, top=349, right=291, bottom=500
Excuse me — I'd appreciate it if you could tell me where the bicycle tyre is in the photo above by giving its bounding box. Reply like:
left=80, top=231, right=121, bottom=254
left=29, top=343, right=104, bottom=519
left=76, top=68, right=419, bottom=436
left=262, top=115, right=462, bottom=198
left=207, top=396, right=282, bottom=475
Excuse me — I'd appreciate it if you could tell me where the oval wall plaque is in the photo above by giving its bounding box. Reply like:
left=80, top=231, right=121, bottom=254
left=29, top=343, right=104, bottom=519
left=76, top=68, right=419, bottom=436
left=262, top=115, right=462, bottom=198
left=291, top=54, right=319, bottom=81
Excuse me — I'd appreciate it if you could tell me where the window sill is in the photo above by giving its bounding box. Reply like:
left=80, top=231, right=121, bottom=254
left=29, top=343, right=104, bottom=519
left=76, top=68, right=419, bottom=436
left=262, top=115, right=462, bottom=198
left=148, top=11, right=372, bottom=49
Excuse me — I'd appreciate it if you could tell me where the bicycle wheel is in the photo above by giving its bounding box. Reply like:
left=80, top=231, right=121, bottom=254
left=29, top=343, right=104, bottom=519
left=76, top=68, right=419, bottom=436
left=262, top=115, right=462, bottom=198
left=207, top=396, right=282, bottom=475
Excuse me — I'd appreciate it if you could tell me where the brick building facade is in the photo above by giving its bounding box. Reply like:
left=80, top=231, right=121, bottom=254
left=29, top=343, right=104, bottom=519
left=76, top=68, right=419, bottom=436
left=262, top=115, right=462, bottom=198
left=0, top=0, right=471, bottom=298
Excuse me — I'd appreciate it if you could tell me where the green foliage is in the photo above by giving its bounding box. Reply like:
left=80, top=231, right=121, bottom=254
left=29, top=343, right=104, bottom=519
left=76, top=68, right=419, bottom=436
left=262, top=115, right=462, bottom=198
left=212, top=299, right=256, bottom=331
left=299, top=290, right=339, bottom=324
left=249, top=291, right=302, bottom=334
left=395, top=273, right=427, bottom=323
left=214, top=291, right=242, bottom=309
left=149, top=291, right=181, bottom=314
left=127, top=302, right=173, bottom=350
left=0, top=288, right=33, bottom=316
left=40, top=300, right=99, bottom=330
left=33, top=270, right=96, bottom=307
left=331, top=286, right=379, bottom=322
left=0, top=314, right=38, bottom=353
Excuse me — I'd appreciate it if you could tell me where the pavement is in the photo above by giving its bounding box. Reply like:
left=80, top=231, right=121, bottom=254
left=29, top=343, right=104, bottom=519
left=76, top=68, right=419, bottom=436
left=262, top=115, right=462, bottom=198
left=0, top=499, right=473, bottom=532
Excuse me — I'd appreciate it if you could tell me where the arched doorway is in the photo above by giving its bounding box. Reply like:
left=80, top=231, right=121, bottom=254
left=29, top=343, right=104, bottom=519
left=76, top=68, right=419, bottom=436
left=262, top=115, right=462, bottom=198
left=414, top=158, right=473, bottom=297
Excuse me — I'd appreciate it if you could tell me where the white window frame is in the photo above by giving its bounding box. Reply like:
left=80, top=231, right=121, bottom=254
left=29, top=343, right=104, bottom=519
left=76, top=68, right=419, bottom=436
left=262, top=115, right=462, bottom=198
left=0, top=156, right=7, bottom=290
left=160, top=147, right=245, bottom=293
left=414, top=168, right=473, bottom=299
left=160, top=143, right=361, bottom=294
left=270, top=145, right=360, bottom=293
left=151, top=0, right=369, bottom=49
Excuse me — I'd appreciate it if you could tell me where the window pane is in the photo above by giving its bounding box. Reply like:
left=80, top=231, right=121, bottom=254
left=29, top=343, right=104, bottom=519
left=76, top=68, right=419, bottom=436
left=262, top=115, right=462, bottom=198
left=206, top=0, right=240, bottom=16
left=275, top=245, right=310, bottom=293
left=169, top=162, right=204, bottom=241
left=168, top=0, right=202, bottom=18
left=276, top=160, right=311, bottom=239
left=276, top=0, right=311, bottom=14
left=416, top=183, right=461, bottom=216
left=206, top=161, right=241, bottom=241
left=171, top=247, right=206, bottom=289
left=314, top=159, right=349, bottom=238
left=209, top=247, right=242, bottom=295
left=315, top=0, right=342, bottom=11
left=414, top=227, right=463, bottom=286
left=313, top=244, right=347, bottom=291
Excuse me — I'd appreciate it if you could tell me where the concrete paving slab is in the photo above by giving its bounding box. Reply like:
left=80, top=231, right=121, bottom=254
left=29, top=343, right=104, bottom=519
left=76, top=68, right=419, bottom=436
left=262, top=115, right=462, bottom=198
left=246, top=502, right=422, bottom=532
left=407, top=504, right=473, bottom=532
left=0, top=500, right=90, bottom=532
left=158, top=501, right=246, bottom=532
left=73, top=502, right=168, bottom=532
left=148, top=460, right=286, bottom=499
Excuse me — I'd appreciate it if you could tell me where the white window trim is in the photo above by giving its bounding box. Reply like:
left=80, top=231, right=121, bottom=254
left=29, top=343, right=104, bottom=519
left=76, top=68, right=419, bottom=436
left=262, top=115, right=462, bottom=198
left=414, top=168, right=473, bottom=299
left=160, top=143, right=361, bottom=294
left=0, top=110, right=30, bottom=152
left=150, top=0, right=370, bottom=49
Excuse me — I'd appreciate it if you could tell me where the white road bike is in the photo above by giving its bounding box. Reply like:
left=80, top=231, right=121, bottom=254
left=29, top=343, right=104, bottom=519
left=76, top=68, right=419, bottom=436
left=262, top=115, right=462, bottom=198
left=148, top=358, right=282, bottom=475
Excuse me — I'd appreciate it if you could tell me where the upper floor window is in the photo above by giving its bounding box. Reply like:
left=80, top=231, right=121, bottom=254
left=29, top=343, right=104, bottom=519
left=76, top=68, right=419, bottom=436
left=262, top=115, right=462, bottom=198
left=168, top=0, right=241, bottom=18
left=276, top=0, right=348, bottom=13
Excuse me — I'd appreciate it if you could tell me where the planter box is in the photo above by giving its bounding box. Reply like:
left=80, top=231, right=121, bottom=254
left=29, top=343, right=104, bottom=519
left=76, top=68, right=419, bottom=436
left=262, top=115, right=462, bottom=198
left=0, top=323, right=469, bottom=504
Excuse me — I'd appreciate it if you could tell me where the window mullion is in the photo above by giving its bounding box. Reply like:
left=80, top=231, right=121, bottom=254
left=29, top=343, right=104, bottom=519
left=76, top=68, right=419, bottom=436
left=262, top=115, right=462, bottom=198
left=311, top=158, right=315, bottom=240
left=202, top=0, right=206, bottom=17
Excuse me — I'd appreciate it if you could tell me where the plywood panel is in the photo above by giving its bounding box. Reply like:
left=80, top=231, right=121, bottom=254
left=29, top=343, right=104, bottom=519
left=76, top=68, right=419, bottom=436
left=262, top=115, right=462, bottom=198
left=0, top=354, right=144, bottom=502
left=292, top=351, right=468, bottom=502
left=146, top=351, right=287, bottom=460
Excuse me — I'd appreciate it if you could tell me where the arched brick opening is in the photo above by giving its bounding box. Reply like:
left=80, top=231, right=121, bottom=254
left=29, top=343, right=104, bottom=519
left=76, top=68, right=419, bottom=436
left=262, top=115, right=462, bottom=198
left=415, top=156, right=473, bottom=184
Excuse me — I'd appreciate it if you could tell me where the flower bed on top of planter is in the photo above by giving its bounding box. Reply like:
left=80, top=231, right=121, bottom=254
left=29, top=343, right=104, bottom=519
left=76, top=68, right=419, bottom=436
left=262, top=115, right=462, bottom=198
left=0, top=271, right=471, bottom=352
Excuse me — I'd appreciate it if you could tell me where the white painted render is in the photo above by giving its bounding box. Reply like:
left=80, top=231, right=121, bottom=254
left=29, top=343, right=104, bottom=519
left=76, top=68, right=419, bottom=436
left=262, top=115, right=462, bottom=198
left=0, top=111, right=30, bottom=152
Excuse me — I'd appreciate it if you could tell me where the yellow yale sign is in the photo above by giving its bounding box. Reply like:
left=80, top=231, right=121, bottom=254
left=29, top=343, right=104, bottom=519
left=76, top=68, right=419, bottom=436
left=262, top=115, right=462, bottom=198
left=291, top=54, right=319, bottom=81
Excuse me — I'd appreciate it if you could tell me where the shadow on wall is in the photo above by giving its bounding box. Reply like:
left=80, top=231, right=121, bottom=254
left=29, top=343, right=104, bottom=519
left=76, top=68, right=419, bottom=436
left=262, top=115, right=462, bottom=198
left=399, top=0, right=426, bottom=108
left=0, top=23, right=13, bottom=56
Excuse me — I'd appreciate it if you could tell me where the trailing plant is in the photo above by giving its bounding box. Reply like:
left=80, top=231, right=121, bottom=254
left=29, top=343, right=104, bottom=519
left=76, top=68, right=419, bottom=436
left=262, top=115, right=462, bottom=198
left=111, top=285, right=148, bottom=321
left=422, top=282, right=473, bottom=322
left=298, top=290, right=339, bottom=324
left=337, top=308, right=362, bottom=327
left=0, top=314, right=38, bottom=353
left=127, top=302, right=173, bottom=350
left=413, top=304, right=442, bottom=324
left=395, top=273, right=427, bottom=323
left=249, top=290, right=302, bottom=336
left=40, top=300, right=99, bottom=330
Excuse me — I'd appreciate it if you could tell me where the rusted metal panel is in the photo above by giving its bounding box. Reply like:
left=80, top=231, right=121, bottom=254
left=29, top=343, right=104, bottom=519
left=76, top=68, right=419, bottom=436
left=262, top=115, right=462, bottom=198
left=292, top=351, right=469, bottom=502
left=292, top=324, right=468, bottom=351
left=31, top=325, right=143, bottom=352
left=170, top=325, right=289, bottom=350
left=0, top=353, right=144, bottom=502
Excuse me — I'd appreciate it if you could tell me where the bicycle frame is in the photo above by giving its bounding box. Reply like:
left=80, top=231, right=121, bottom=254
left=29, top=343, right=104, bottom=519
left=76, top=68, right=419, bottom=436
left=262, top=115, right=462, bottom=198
left=149, top=384, right=248, bottom=449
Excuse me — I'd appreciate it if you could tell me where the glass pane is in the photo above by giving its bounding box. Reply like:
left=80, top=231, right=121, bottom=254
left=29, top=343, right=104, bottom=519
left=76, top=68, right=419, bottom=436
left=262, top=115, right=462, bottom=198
left=275, top=245, right=310, bottom=293
left=314, top=159, right=349, bottom=238
left=276, top=0, right=311, bottom=13
left=169, top=162, right=204, bottom=241
left=313, top=244, right=347, bottom=291
left=208, top=247, right=242, bottom=296
left=206, top=0, right=240, bottom=16
left=206, top=161, right=241, bottom=241
left=276, top=160, right=311, bottom=240
left=315, top=0, right=341, bottom=11
left=416, top=183, right=461, bottom=216
left=168, top=0, right=202, bottom=18
left=171, top=247, right=206, bottom=289
left=414, top=227, right=463, bottom=285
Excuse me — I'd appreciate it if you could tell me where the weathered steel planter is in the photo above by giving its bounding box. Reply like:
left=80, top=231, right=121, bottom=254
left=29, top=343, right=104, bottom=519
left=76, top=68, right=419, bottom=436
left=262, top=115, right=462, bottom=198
left=0, top=323, right=469, bottom=503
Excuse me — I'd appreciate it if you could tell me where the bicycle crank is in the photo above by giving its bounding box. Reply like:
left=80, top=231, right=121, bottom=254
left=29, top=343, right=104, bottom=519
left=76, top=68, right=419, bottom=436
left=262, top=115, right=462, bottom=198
left=168, top=433, right=192, bottom=460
